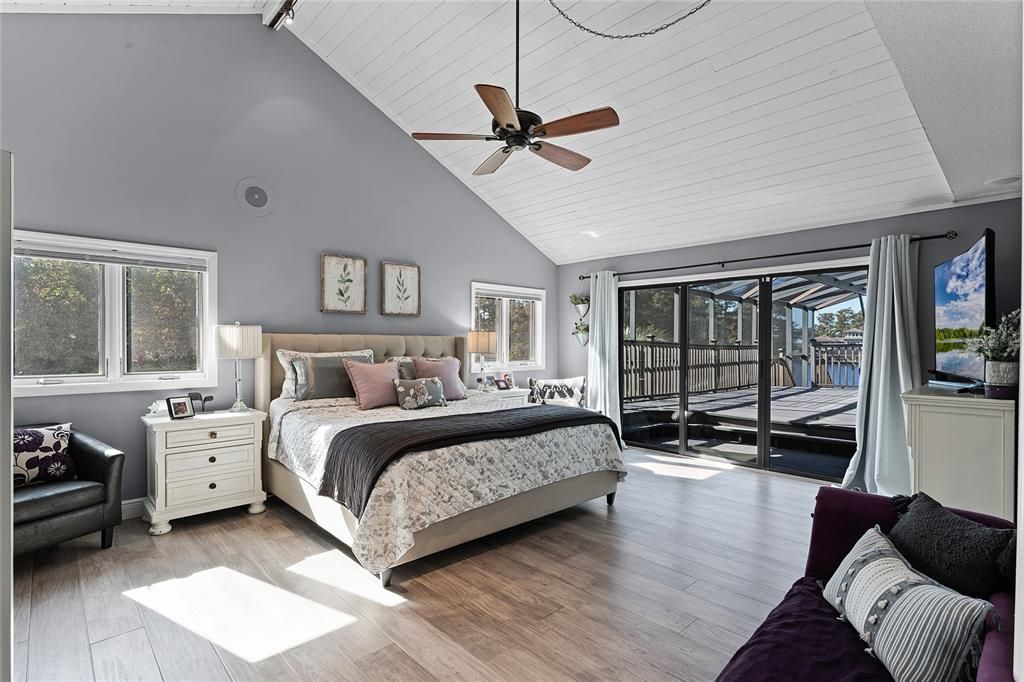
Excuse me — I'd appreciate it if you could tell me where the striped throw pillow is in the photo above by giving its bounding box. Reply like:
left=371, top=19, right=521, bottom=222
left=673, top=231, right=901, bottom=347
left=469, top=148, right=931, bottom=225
left=823, top=526, right=993, bottom=682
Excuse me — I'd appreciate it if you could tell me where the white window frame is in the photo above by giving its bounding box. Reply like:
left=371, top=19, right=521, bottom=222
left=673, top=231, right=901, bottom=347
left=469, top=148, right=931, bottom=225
left=470, top=281, right=546, bottom=374
left=12, top=230, right=218, bottom=397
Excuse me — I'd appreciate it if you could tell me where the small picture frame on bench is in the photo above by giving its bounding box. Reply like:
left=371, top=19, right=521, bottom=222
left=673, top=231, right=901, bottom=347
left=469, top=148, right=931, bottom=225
left=494, top=379, right=511, bottom=391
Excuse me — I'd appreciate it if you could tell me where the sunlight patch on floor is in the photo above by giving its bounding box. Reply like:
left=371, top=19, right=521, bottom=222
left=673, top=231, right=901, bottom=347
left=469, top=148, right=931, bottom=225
left=630, top=452, right=733, bottom=480
left=287, top=550, right=407, bottom=607
left=124, top=566, right=356, bottom=662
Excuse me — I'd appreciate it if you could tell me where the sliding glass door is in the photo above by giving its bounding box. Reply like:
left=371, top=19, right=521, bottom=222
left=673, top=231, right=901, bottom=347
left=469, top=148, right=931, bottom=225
left=619, top=266, right=867, bottom=482
left=682, top=279, right=762, bottom=466
left=620, top=285, right=684, bottom=453
left=766, top=271, right=866, bottom=480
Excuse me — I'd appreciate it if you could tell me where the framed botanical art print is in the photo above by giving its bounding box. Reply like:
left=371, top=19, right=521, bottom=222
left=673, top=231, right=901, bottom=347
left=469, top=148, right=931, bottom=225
left=381, top=262, right=420, bottom=316
left=321, top=254, right=366, bottom=314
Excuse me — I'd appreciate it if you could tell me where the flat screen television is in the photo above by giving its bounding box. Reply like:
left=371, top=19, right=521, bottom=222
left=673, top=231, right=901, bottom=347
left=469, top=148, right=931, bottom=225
left=933, top=229, right=995, bottom=383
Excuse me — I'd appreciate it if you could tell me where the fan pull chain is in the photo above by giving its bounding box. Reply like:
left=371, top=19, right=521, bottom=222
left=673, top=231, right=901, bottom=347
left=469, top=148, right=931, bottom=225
left=547, top=0, right=712, bottom=40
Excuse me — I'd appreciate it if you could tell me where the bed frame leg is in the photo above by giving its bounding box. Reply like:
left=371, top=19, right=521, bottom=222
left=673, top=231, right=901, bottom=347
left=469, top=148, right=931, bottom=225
left=379, top=568, right=393, bottom=588
left=606, top=492, right=616, bottom=505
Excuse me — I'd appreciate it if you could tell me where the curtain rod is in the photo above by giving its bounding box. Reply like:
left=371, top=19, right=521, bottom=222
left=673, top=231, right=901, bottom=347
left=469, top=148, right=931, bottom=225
left=577, top=230, right=958, bottom=281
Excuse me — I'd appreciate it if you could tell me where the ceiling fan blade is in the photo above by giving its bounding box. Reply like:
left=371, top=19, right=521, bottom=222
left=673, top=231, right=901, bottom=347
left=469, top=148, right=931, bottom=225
left=474, top=84, right=520, bottom=131
left=473, top=147, right=513, bottom=176
left=411, top=132, right=495, bottom=141
left=533, top=107, right=619, bottom=139
left=529, top=142, right=591, bottom=171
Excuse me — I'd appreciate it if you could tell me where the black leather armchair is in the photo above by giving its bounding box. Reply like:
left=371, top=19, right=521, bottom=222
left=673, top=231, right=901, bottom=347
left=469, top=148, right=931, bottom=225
left=13, top=426, right=125, bottom=555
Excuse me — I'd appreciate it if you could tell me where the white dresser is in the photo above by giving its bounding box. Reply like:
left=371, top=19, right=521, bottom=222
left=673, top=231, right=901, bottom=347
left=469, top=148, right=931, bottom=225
left=902, top=385, right=1017, bottom=520
left=141, top=409, right=268, bottom=535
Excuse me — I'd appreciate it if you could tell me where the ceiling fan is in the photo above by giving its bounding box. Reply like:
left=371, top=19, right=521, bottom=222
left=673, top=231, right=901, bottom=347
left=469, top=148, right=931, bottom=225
left=410, top=1, right=619, bottom=176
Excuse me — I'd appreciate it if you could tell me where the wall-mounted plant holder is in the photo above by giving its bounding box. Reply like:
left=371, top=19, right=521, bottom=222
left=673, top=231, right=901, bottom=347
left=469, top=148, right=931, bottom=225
left=573, top=321, right=589, bottom=347
left=570, top=293, right=591, bottom=348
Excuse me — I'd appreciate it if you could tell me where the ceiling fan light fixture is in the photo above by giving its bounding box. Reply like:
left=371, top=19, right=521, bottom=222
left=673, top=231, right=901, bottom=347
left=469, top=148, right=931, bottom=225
left=409, top=1, right=619, bottom=176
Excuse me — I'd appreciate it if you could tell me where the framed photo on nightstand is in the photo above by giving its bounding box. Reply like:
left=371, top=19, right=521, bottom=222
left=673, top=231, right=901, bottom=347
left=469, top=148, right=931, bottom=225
left=166, top=396, right=195, bottom=419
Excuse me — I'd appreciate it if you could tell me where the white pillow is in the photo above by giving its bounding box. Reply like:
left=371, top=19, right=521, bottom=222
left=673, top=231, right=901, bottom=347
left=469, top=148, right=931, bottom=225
left=275, top=348, right=373, bottom=398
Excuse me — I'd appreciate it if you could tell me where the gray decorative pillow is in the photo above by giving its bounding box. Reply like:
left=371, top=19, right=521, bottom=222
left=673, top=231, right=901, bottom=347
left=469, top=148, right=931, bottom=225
left=385, top=356, right=417, bottom=380
left=824, top=526, right=993, bottom=682
left=889, top=492, right=1014, bottom=597
left=276, top=348, right=373, bottom=398
left=292, top=355, right=370, bottom=401
left=394, top=378, right=447, bottom=410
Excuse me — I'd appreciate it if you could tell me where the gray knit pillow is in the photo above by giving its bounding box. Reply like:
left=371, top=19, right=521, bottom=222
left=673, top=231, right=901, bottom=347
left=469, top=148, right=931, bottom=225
left=889, top=493, right=1014, bottom=598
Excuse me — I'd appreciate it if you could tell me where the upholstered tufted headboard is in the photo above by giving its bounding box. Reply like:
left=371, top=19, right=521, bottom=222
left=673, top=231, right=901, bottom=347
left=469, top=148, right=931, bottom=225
left=254, top=333, right=466, bottom=413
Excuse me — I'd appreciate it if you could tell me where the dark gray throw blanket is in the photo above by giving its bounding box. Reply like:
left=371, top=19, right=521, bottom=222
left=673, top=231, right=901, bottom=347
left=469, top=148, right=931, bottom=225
left=318, top=405, right=621, bottom=518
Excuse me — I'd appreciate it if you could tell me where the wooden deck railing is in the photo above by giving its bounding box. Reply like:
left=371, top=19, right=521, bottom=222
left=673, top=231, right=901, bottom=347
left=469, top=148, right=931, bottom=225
left=811, top=342, right=862, bottom=388
left=622, top=339, right=863, bottom=400
left=623, top=341, right=760, bottom=400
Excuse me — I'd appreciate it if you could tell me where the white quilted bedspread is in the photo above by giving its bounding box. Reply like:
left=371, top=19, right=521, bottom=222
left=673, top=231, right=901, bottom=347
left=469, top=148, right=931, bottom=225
left=268, top=392, right=626, bottom=572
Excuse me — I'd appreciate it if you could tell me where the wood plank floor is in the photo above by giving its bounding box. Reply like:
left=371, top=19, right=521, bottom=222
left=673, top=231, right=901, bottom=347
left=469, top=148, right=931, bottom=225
left=13, top=448, right=821, bottom=682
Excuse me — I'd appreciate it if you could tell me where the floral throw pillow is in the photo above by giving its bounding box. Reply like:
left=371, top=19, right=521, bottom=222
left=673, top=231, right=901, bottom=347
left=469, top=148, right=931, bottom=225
left=394, top=378, right=447, bottom=410
left=13, top=424, right=75, bottom=488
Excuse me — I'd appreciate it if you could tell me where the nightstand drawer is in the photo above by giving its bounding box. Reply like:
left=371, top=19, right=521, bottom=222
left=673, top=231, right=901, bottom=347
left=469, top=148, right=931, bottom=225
left=164, top=422, right=255, bottom=449
left=166, top=444, right=254, bottom=481
left=166, top=470, right=254, bottom=507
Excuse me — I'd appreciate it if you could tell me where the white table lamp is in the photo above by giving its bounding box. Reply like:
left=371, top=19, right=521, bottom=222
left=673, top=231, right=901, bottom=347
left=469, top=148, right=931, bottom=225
left=467, top=330, right=498, bottom=389
left=216, top=322, right=263, bottom=412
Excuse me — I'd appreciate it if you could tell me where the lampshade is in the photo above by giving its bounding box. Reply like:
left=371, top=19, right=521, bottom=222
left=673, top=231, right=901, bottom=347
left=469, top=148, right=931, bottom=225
left=215, top=322, right=263, bottom=360
left=467, top=330, right=497, bottom=355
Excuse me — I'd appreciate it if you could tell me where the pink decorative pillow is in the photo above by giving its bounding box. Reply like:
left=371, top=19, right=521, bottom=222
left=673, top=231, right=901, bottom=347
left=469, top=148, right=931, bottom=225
left=411, top=357, right=467, bottom=401
left=344, top=360, right=399, bottom=410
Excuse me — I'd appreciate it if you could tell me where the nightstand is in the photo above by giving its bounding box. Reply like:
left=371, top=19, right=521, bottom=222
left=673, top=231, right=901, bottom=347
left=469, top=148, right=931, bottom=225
left=140, top=409, right=268, bottom=535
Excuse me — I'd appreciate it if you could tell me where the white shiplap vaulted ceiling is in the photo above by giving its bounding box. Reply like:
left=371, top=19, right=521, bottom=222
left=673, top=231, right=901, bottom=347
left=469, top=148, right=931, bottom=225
left=286, top=0, right=962, bottom=264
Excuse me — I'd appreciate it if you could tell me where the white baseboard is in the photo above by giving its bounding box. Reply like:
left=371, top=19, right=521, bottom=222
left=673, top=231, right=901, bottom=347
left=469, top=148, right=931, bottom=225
left=122, top=497, right=146, bottom=519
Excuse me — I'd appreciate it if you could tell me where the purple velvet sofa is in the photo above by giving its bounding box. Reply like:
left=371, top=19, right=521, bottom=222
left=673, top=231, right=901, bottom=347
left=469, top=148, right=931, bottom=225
left=717, top=486, right=1015, bottom=682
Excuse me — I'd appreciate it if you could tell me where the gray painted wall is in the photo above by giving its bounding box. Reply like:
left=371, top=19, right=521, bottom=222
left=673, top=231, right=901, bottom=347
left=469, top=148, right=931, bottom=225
left=558, top=199, right=1022, bottom=379
left=2, top=14, right=558, bottom=499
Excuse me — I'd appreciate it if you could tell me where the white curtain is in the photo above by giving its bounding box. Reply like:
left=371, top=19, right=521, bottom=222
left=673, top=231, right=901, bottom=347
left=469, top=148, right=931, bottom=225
left=586, top=271, right=621, bottom=430
left=842, top=235, right=921, bottom=495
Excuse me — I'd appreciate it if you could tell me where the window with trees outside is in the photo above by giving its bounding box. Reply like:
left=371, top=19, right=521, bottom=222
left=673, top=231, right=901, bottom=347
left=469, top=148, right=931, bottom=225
left=12, top=230, right=217, bottom=396
left=470, top=282, right=545, bottom=372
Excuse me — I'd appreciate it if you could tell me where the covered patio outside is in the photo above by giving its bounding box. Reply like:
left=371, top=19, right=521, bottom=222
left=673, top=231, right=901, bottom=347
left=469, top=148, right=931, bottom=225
left=621, top=270, right=867, bottom=481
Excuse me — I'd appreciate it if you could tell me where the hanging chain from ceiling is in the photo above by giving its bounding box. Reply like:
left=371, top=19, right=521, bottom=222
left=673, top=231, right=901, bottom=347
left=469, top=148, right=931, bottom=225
left=547, top=0, right=712, bottom=40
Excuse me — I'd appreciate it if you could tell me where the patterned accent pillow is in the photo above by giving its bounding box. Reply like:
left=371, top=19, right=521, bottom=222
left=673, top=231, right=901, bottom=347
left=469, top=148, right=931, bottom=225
left=528, top=376, right=587, bottom=408
left=292, top=355, right=370, bottom=401
left=276, top=349, right=373, bottom=398
left=394, top=378, right=447, bottom=410
left=824, top=526, right=993, bottom=682
left=13, top=423, right=75, bottom=488
left=385, top=356, right=417, bottom=380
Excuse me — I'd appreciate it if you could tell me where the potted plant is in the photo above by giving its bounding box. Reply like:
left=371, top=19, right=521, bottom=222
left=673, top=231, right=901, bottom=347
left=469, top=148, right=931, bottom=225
left=573, top=321, right=589, bottom=347
left=569, top=293, right=590, bottom=318
left=967, top=309, right=1020, bottom=399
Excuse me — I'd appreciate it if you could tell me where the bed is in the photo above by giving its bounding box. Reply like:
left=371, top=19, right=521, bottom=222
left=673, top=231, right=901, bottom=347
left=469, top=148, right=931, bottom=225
left=254, top=333, right=625, bottom=586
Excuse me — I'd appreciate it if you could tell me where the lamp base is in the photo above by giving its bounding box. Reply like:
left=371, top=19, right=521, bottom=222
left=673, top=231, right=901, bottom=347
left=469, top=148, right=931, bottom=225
left=229, top=399, right=249, bottom=412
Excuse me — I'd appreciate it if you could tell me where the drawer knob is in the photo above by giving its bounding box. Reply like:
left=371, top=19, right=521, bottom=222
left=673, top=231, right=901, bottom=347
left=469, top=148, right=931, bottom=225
left=209, top=431, right=218, bottom=439
left=209, top=482, right=217, bottom=490
left=208, top=456, right=217, bottom=463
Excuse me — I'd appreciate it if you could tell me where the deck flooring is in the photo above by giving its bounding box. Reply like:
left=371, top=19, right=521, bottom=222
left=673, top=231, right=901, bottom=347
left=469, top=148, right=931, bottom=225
left=13, top=448, right=821, bottom=682
left=624, top=386, right=859, bottom=429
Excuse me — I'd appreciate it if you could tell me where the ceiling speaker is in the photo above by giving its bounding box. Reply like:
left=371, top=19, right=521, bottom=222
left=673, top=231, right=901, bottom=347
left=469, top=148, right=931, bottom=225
left=235, top=177, right=274, bottom=216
